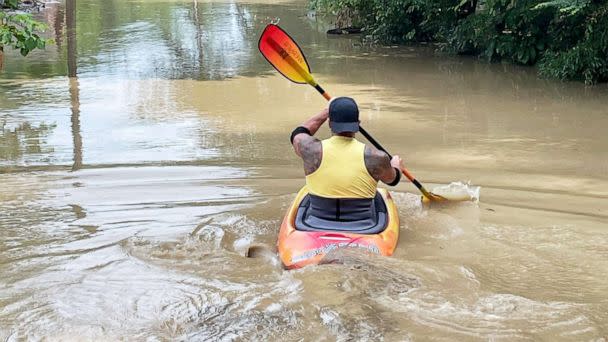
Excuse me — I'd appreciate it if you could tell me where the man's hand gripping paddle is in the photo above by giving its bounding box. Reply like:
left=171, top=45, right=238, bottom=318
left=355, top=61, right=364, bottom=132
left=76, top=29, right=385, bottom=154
left=259, top=24, right=464, bottom=203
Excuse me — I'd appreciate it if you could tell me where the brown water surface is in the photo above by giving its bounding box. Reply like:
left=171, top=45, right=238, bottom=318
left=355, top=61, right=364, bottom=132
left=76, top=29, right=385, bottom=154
left=1, top=0, right=607, bottom=340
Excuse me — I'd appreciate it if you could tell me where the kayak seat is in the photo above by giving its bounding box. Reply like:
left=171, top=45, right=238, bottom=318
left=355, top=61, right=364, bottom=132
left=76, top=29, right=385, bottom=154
left=294, top=192, right=388, bottom=234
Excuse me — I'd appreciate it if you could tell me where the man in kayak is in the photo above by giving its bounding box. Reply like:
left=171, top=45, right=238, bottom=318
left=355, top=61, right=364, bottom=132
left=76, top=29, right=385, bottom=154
left=290, top=97, right=404, bottom=224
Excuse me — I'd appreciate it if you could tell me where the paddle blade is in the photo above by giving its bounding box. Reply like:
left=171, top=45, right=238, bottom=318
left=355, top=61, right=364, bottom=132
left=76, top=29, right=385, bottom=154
left=259, top=24, right=313, bottom=85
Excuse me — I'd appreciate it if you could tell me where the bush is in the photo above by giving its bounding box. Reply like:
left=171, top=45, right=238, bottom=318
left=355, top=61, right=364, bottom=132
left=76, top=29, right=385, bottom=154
left=447, top=0, right=554, bottom=65
left=538, top=2, right=608, bottom=84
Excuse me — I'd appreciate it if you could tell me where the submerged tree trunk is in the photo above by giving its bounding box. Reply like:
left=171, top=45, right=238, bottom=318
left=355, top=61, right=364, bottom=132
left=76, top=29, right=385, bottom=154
left=69, top=77, right=82, bottom=171
left=66, top=0, right=81, bottom=170
left=53, top=3, right=65, bottom=50
left=66, top=0, right=77, bottom=77
left=193, top=0, right=203, bottom=71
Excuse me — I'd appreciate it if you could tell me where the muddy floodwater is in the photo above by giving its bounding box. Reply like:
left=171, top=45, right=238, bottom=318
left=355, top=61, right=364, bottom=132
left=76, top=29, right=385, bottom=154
left=1, top=0, right=607, bottom=340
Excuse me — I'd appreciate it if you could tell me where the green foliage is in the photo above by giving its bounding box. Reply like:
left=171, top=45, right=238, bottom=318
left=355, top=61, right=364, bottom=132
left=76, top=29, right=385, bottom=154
left=311, top=0, right=455, bottom=43
left=2, top=0, right=20, bottom=10
left=533, top=0, right=590, bottom=14
left=0, top=11, right=51, bottom=57
left=537, top=3, right=608, bottom=84
left=311, top=0, right=608, bottom=83
left=448, top=0, right=554, bottom=65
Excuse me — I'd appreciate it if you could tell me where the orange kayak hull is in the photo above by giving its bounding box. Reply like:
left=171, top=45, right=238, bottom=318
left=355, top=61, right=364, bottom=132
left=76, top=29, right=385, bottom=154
left=277, top=187, right=400, bottom=269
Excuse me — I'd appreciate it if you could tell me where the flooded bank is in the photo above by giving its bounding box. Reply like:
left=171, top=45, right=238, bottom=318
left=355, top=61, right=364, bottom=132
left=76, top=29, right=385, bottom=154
left=1, top=0, right=607, bottom=340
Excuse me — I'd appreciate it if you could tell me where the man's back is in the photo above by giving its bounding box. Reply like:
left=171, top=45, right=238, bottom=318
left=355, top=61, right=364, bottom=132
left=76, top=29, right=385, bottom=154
left=306, top=136, right=377, bottom=199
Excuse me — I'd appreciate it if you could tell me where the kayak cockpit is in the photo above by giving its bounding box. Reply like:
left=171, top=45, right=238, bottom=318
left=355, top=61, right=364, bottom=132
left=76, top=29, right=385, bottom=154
left=294, top=192, right=388, bottom=234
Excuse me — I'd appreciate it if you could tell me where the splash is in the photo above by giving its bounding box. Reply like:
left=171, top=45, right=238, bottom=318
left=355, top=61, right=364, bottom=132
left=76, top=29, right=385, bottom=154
left=431, top=181, right=480, bottom=203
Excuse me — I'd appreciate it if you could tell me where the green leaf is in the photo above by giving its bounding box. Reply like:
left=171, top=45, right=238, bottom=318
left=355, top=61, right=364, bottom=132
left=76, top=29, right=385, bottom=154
left=25, top=37, right=36, bottom=51
left=1, top=32, right=12, bottom=44
left=405, top=29, right=416, bottom=40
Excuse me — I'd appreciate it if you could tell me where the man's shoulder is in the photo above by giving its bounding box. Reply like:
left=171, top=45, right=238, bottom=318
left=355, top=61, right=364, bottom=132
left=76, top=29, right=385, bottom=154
left=293, top=134, right=322, bottom=175
left=364, top=144, right=388, bottom=161
left=294, top=134, right=322, bottom=153
left=364, top=145, right=390, bottom=181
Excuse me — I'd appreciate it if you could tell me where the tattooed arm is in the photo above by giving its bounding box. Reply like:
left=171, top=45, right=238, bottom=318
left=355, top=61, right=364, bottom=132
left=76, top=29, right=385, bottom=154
left=364, top=146, right=404, bottom=185
left=291, top=107, right=329, bottom=175
left=293, top=135, right=323, bottom=175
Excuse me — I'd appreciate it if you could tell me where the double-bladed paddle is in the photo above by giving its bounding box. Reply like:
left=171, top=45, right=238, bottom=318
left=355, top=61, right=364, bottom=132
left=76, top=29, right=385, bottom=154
left=258, top=24, right=448, bottom=202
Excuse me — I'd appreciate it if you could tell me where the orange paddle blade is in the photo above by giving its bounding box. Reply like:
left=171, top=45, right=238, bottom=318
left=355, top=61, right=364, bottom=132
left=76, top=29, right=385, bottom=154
left=259, top=24, right=314, bottom=85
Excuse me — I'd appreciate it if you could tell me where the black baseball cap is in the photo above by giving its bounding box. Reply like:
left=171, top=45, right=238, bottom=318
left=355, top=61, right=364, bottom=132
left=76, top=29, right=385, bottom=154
left=329, top=97, right=359, bottom=133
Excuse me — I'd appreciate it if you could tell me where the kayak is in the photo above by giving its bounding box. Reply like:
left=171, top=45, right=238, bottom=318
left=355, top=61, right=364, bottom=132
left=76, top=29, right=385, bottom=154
left=277, top=186, right=400, bottom=269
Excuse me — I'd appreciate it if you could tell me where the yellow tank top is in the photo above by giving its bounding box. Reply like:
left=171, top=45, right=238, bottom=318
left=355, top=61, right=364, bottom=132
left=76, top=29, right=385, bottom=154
left=306, top=136, right=377, bottom=199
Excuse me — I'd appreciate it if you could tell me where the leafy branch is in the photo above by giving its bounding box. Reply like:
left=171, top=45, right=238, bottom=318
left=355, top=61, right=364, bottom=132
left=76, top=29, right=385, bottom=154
left=0, top=8, right=53, bottom=70
left=0, top=11, right=52, bottom=57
